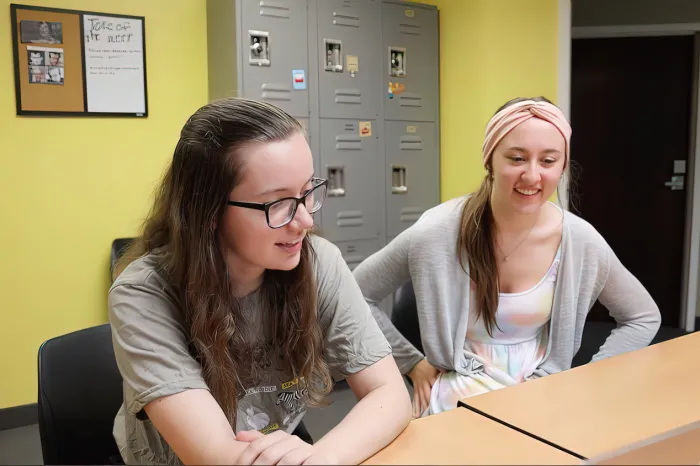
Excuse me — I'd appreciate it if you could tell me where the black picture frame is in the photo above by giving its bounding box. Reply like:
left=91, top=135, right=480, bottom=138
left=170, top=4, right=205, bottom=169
left=10, top=3, right=149, bottom=117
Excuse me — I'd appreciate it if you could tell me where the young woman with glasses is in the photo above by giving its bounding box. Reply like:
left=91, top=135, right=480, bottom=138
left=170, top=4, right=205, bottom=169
left=109, top=98, right=411, bottom=465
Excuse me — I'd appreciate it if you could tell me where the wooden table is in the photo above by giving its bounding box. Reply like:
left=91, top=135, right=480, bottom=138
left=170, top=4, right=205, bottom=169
left=586, top=420, right=700, bottom=465
left=459, top=332, right=700, bottom=459
left=362, top=406, right=581, bottom=465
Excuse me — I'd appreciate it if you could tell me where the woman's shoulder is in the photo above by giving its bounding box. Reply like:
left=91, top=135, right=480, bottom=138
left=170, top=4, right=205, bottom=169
left=307, top=234, right=345, bottom=282
left=109, top=251, right=182, bottom=323
left=562, top=207, right=612, bottom=259
left=111, top=251, right=168, bottom=291
left=416, top=196, right=468, bottom=226
left=308, top=234, right=342, bottom=261
left=406, top=196, right=469, bottom=250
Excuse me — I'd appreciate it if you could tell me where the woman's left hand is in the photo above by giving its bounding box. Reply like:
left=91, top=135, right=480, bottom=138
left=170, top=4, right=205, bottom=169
left=236, top=430, right=317, bottom=465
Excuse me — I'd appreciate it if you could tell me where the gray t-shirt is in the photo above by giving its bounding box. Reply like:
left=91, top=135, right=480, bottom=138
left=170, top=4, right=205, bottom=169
left=108, top=236, right=391, bottom=465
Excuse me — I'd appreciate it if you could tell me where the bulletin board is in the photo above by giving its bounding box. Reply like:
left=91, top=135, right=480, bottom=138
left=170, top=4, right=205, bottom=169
left=10, top=4, right=148, bottom=117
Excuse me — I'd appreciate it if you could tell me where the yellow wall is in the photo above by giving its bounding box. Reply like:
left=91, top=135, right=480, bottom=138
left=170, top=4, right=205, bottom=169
left=0, top=0, right=561, bottom=409
left=0, top=0, right=208, bottom=408
left=424, top=0, right=560, bottom=201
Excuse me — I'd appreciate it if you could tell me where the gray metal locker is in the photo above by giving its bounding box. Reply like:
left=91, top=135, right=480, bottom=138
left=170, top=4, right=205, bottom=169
left=239, top=0, right=310, bottom=117
left=319, top=119, right=382, bottom=243
left=206, top=0, right=440, bottom=262
left=316, top=0, right=382, bottom=119
left=334, top=238, right=383, bottom=271
left=382, top=2, right=438, bottom=122
left=385, top=121, right=438, bottom=237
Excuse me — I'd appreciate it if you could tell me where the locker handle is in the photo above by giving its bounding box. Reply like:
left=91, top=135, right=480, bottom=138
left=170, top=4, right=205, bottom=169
left=389, top=46, right=407, bottom=77
left=327, top=166, right=346, bottom=197
left=324, top=39, right=344, bottom=72
left=329, top=188, right=346, bottom=197
left=392, top=166, right=408, bottom=194
left=249, top=30, right=270, bottom=66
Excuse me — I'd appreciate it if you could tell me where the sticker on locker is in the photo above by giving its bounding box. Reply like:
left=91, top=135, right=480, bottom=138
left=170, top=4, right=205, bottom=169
left=359, top=121, right=372, bottom=137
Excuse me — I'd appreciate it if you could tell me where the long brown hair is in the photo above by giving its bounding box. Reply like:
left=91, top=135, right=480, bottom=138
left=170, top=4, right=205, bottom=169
left=115, top=98, right=332, bottom=424
left=457, top=96, right=555, bottom=336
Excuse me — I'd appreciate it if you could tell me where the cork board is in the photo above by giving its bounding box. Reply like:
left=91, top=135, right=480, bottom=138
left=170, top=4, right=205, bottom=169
left=11, top=4, right=148, bottom=117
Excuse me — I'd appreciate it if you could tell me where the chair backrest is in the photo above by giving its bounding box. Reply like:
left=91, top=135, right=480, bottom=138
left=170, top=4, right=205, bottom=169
left=110, top=238, right=135, bottom=281
left=391, top=281, right=424, bottom=354
left=38, top=324, right=124, bottom=465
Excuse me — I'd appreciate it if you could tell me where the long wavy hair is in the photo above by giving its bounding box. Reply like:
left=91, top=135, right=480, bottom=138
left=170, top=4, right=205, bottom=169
left=115, top=98, right=332, bottom=425
left=457, top=96, right=566, bottom=336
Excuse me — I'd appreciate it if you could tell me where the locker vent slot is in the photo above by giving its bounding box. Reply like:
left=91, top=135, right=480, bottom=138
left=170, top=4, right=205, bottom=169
left=400, top=207, right=425, bottom=223
left=337, top=211, right=364, bottom=227
left=261, top=83, right=292, bottom=101
left=335, top=88, right=362, bottom=105
left=400, top=135, right=423, bottom=150
left=399, top=93, right=423, bottom=108
left=332, top=11, right=360, bottom=28
left=333, top=12, right=359, bottom=20
left=399, top=22, right=421, bottom=36
left=260, top=1, right=291, bottom=19
left=335, top=135, right=362, bottom=150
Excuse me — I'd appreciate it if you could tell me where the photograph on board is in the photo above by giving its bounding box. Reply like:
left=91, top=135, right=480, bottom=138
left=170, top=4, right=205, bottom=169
left=27, top=49, right=45, bottom=66
left=27, top=47, right=64, bottom=85
left=47, top=66, right=64, bottom=85
left=20, top=20, right=63, bottom=44
left=29, top=65, right=48, bottom=84
left=47, top=50, right=64, bottom=67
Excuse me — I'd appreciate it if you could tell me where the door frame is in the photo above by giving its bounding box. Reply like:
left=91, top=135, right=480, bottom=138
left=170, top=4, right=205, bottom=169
left=557, top=0, right=572, bottom=209
left=562, top=21, right=700, bottom=332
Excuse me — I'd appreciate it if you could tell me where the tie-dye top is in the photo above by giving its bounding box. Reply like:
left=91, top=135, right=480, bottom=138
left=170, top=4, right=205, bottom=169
left=426, top=245, right=561, bottom=416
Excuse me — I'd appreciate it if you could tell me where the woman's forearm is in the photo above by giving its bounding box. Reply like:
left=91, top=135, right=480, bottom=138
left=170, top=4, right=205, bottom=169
left=312, top=381, right=411, bottom=464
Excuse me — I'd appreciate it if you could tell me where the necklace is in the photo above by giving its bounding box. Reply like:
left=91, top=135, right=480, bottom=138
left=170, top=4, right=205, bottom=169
left=495, top=218, right=538, bottom=262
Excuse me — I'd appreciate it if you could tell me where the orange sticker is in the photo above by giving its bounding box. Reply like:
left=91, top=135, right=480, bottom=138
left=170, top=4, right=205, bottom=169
left=390, top=82, right=406, bottom=95
left=359, top=121, right=372, bottom=137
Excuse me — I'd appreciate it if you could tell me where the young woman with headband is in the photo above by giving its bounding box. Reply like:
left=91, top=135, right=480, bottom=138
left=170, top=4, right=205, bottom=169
left=109, top=98, right=411, bottom=465
left=353, top=96, right=661, bottom=418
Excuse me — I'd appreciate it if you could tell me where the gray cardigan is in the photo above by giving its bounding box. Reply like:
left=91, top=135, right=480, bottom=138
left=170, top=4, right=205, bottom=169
left=353, top=196, right=662, bottom=377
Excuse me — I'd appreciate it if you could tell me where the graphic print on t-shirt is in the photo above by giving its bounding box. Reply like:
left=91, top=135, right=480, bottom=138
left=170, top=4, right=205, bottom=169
left=235, top=368, right=311, bottom=435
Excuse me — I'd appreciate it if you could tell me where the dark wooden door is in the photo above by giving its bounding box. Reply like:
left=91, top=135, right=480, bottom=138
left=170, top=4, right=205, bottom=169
left=571, top=36, right=694, bottom=326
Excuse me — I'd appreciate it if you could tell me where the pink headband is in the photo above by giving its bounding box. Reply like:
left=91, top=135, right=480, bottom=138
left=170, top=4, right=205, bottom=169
left=482, top=100, right=572, bottom=168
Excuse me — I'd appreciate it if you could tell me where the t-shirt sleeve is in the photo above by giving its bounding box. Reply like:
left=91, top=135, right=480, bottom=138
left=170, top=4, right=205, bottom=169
left=313, top=237, right=393, bottom=381
left=108, top=273, right=210, bottom=416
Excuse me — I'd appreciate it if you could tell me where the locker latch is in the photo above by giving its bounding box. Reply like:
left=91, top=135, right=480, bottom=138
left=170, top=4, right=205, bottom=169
left=324, top=39, right=343, bottom=72
left=390, top=47, right=406, bottom=77
left=249, top=30, right=270, bottom=66
left=327, top=167, right=346, bottom=196
left=391, top=166, right=408, bottom=194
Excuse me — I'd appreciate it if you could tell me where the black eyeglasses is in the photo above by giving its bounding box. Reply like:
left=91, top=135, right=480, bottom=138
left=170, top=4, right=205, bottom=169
left=227, top=178, right=328, bottom=229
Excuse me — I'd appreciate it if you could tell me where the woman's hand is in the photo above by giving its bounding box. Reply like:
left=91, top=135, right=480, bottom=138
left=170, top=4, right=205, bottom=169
left=236, top=430, right=317, bottom=465
left=407, top=359, right=440, bottom=418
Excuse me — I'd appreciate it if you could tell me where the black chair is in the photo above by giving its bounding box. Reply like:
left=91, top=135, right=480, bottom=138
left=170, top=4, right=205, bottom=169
left=38, top=324, right=124, bottom=465
left=110, top=238, right=135, bottom=281
left=391, top=281, right=424, bottom=354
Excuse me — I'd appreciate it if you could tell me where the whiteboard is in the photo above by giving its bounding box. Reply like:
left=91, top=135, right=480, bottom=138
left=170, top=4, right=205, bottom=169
left=83, top=14, right=146, bottom=114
